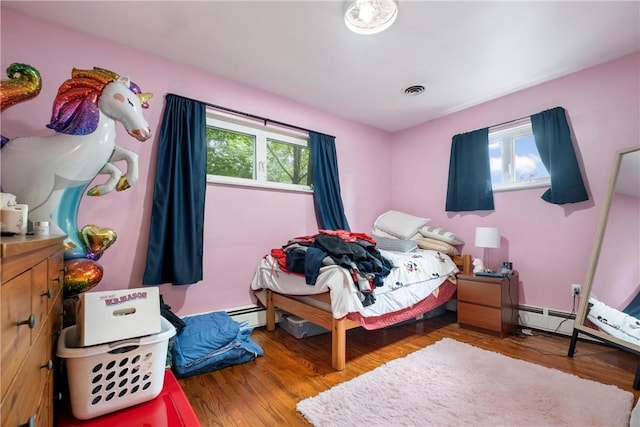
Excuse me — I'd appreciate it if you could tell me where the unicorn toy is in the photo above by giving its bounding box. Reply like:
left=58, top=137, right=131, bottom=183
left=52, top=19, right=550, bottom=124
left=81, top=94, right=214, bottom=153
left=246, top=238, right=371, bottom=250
left=0, top=62, right=42, bottom=112
left=0, top=65, right=153, bottom=259
left=472, top=257, right=485, bottom=273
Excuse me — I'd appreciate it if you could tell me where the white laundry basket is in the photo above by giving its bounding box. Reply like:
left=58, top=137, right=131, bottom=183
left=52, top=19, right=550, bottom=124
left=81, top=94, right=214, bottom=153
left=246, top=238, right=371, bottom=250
left=57, top=316, right=176, bottom=420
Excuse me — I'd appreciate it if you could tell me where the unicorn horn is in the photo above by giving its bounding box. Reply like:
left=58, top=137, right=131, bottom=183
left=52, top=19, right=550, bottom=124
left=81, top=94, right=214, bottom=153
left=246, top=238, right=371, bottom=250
left=138, top=92, right=153, bottom=108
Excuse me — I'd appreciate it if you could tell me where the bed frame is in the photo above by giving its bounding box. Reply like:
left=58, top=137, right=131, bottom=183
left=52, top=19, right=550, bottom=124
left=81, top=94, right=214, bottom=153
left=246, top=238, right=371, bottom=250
left=265, top=254, right=473, bottom=370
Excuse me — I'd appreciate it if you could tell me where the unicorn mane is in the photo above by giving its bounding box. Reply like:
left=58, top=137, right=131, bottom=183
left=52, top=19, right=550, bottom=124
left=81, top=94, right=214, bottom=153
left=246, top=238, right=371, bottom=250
left=47, top=67, right=119, bottom=135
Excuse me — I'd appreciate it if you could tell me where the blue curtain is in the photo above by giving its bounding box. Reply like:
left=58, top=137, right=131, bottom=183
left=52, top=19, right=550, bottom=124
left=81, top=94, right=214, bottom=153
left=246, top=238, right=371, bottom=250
left=623, top=292, right=640, bottom=318
left=531, top=107, right=589, bottom=204
left=445, top=128, right=494, bottom=212
left=143, top=94, right=206, bottom=285
left=310, top=132, right=350, bottom=230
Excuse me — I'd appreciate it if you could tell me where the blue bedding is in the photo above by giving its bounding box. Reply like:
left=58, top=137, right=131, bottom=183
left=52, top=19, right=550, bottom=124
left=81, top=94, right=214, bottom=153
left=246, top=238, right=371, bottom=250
left=172, top=311, right=263, bottom=378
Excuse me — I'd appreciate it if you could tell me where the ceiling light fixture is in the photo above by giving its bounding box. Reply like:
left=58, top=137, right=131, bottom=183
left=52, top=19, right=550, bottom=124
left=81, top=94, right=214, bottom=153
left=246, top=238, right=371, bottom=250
left=344, top=0, right=398, bottom=35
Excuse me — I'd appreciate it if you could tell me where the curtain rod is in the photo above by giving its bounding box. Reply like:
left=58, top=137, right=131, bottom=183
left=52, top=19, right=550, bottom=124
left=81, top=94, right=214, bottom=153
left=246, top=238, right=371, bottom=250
left=490, top=114, right=531, bottom=129
left=168, top=93, right=335, bottom=139
left=490, top=106, right=561, bottom=129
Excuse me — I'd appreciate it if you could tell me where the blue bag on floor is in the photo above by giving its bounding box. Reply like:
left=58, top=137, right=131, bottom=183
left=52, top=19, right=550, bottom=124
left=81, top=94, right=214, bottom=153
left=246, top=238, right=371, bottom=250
left=172, top=311, right=263, bottom=378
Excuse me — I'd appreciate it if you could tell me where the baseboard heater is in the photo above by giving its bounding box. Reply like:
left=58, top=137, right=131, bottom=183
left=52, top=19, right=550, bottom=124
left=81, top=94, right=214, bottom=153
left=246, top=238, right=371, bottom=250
left=517, top=304, right=575, bottom=336
left=226, top=304, right=268, bottom=328
left=225, top=303, right=580, bottom=337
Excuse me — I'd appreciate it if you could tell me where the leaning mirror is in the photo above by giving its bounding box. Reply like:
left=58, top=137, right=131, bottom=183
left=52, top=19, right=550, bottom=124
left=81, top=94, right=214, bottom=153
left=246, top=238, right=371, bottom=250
left=568, top=145, right=640, bottom=387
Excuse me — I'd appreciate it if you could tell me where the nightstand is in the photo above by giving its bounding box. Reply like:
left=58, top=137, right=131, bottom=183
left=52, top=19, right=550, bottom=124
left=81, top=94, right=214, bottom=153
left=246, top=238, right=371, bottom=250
left=457, top=272, right=519, bottom=337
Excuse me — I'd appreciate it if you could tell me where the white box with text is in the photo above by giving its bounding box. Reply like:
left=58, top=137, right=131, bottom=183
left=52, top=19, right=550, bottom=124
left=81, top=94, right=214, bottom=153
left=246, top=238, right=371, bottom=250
left=76, top=287, right=161, bottom=346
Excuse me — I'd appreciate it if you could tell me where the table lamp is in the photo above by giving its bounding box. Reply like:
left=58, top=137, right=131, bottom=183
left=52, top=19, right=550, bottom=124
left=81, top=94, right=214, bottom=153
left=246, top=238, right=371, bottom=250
left=475, top=227, right=500, bottom=272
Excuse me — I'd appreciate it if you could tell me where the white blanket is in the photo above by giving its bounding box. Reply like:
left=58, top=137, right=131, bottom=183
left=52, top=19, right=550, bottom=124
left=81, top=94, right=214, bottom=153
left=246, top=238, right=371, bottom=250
left=587, top=296, right=640, bottom=345
left=250, top=249, right=458, bottom=319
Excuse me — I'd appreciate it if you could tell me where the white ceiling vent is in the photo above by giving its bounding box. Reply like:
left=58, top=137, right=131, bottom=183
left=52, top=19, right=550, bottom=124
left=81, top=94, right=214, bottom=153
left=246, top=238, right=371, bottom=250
left=404, top=85, right=426, bottom=96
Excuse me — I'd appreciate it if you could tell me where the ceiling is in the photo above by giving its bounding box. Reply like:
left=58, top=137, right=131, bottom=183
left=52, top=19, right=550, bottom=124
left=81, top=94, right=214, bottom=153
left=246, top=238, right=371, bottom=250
left=4, top=1, right=639, bottom=132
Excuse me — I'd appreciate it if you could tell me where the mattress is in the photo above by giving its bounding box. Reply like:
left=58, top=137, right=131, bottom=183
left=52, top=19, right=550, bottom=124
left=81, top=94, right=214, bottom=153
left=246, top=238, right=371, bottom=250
left=251, top=249, right=459, bottom=320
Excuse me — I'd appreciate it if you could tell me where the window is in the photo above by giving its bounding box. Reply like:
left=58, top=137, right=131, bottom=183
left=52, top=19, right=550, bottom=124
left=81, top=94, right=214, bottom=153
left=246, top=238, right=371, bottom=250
left=488, top=119, right=550, bottom=192
left=206, top=112, right=311, bottom=192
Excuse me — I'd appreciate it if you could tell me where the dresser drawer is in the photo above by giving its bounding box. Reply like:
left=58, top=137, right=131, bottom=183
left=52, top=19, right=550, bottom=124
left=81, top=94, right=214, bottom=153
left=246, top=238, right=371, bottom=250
left=458, top=280, right=501, bottom=307
left=1, top=269, right=33, bottom=399
left=48, top=249, right=65, bottom=304
left=33, top=259, right=50, bottom=338
left=458, top=301, right=502, bottom=332
left=34, top=381, right=52, bottom=427
left=1, top=320, right=52, bottom=427
left=51, top=292, right=64, bottom=343
left=1, top=239, right=62, bottom=284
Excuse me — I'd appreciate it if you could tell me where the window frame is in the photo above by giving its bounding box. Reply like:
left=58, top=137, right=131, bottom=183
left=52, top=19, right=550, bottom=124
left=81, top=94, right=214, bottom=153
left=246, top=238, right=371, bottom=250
left=205, top=111, right=313, bottom=193
left=488, top=119, right=550, bottom=193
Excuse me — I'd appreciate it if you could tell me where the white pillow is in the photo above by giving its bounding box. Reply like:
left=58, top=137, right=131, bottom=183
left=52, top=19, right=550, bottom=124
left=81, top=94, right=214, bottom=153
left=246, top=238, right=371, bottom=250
left=419, top=225, right=465, bottom=245
left=415, top=237, right=461, bottom=256
left=374, top=236, right=418, bottom=253
left=373, top=210, right=430, bottom=240
left=372, top=227, right=397, bottom=239
left=372, top=227, right=421, bottom=241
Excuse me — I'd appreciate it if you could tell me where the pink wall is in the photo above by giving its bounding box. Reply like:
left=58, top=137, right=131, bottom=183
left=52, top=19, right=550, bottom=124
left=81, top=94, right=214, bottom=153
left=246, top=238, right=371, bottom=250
left=392, top=53, right=640, bottom=311
left=0, top=8, right=392, bottom=316
left=2, top=8, right=638, bottom=316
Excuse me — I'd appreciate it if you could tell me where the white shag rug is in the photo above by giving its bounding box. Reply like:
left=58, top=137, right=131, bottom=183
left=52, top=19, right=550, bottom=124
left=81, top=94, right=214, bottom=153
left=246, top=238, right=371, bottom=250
left=297, top=338, right=633, bottom=427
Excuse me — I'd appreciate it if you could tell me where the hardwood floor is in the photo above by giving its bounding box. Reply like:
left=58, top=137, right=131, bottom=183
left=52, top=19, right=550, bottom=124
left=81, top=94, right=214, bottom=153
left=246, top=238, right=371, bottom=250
left=178, top=312, right=640, bottom=426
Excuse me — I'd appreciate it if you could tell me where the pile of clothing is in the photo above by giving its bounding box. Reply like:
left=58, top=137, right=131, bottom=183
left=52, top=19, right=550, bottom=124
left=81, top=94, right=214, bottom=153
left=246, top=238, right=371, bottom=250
left=270, top=230, right=394, bottom=306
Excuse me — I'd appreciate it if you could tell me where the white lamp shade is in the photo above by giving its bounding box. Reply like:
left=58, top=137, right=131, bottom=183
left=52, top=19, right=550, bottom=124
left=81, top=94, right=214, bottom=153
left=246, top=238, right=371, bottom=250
left=475, top=227, right=501, bottom=249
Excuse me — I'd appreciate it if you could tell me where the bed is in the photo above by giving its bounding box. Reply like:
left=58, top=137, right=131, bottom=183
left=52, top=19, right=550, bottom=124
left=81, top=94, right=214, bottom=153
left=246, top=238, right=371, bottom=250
left=250, top=230, right=472, bottom=370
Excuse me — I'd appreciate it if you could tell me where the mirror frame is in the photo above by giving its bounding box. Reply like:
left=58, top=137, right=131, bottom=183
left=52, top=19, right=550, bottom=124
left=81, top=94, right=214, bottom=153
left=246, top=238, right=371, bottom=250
left=573, top=145, right=640, bottom=354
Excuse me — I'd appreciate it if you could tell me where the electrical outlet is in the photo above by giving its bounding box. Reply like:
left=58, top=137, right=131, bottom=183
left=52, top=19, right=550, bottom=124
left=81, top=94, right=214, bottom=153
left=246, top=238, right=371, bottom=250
left=571, top=284, right=582, bottom=297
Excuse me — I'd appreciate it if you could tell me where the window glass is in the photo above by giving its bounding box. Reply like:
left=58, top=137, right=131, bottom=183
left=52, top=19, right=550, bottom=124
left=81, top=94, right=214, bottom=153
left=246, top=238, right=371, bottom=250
left=206, top=127, right=254, bottom=179
left=266, top=139, right=311, bottom=186
left=205, top=112, right=311, bottom=192
left=489, top=119, right=550, bottom=191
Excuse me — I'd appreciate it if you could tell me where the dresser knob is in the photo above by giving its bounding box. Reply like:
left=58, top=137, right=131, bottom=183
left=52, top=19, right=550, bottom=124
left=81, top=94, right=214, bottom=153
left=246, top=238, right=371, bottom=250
left=18, top=415, right=36, bottom=427
left=41, top=359, right=53, bottom=370
left=17, top=314, right=36, bottom=329
left=41, top=288, right=54, bottom=298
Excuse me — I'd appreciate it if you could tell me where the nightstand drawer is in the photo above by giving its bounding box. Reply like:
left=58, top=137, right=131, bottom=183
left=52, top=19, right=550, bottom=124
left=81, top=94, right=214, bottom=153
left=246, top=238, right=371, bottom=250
left=458, top=280, right=501, bottom=307
left=458, top=301, right=501, bottom=331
